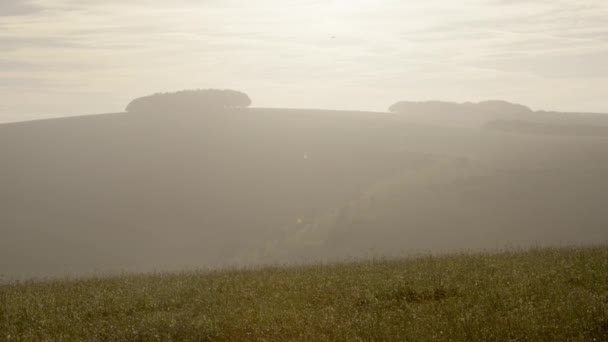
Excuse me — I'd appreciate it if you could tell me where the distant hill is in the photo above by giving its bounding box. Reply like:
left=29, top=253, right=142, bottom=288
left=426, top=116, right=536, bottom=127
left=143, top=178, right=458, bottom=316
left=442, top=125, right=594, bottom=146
left=1, top=105, right=608, bottom=278
left=0, top=108, right=427, bottom=277
left=389, top=100, right=608, bottom=130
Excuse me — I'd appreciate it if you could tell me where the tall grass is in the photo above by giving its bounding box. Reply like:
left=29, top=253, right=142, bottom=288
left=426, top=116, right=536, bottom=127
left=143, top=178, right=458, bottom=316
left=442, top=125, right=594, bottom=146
left=1, top=246, right=607, bottom=341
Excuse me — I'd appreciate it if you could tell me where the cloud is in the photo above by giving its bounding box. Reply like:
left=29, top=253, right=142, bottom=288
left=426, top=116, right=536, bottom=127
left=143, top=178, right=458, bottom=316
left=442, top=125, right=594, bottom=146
left=479, top=50, right=608, bottom=79
left=0, top=1, right=41, bottom=16
left=0, top=37, right=81, bottom=51
left=1, top=0, right=608, bottom=120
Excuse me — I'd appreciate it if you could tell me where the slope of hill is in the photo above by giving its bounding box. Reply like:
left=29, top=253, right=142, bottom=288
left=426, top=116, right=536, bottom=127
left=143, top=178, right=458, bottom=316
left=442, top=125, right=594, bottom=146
left=1, top=107, right=608, bottom=278
left=485, top=119, right=608, bottom=136
left=266, top=168, right=608, bottom=263
left=0, top=108, right=445, bottom=277
left=1, top=246, right=606, bottom=341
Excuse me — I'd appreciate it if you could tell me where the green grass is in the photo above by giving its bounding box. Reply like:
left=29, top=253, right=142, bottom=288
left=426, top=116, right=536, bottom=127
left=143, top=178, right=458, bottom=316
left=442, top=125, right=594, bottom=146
left=1, top=246, right=607, bottom=341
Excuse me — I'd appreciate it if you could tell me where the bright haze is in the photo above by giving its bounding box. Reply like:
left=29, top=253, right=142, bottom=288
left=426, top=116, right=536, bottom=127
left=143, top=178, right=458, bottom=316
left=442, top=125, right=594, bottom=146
left=2, top=0, right=608, bottom=123
left=1, top=1, right=608, bottom=280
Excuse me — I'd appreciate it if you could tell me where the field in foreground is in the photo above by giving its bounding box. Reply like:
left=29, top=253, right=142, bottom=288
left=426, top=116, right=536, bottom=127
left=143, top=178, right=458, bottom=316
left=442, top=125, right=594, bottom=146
left=1, top=246, right=607, bottom=341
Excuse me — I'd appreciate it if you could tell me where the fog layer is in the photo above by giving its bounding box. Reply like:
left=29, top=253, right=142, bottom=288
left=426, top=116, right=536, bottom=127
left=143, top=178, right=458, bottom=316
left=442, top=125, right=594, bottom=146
left=1, top=103, right=608, bottom=278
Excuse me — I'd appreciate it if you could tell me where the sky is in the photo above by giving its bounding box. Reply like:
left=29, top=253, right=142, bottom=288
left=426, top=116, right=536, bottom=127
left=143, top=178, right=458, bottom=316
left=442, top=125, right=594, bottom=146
left=1, top=0, right=608, bottom=122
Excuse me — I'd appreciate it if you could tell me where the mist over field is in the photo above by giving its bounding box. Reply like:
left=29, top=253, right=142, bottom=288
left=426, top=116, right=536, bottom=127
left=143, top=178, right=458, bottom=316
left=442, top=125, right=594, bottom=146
left=3, top=2, right=608, bottom=340
left=1, top=91, right=608, bottom=279
left=1, top=1, right=607, bottom=280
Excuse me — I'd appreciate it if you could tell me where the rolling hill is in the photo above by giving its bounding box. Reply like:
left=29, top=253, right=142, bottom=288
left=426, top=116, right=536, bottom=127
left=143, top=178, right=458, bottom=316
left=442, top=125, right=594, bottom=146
left=1, top=106, right=608, bottom=278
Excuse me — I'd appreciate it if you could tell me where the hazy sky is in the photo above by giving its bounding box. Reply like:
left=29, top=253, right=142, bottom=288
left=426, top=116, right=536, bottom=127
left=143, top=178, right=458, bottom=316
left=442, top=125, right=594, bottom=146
left=1, top=0, right=608, bottom=122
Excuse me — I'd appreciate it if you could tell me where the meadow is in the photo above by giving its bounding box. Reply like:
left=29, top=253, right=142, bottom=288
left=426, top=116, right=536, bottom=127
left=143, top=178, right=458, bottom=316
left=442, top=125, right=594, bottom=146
left=1, top=245, right=607, bottom=341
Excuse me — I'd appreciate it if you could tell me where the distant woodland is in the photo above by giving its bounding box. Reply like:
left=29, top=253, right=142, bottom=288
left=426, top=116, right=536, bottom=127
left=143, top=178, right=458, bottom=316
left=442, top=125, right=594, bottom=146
left=389, top=100, right=533, bottom=116
left=126, top=89, right=252, bottom=113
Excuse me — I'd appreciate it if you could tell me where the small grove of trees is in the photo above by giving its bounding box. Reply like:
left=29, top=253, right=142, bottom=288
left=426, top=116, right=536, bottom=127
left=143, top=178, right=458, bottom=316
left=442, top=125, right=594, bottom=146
left=389, top=100, right=533, bottom=116
left=126, top=89, right=252, bottom=113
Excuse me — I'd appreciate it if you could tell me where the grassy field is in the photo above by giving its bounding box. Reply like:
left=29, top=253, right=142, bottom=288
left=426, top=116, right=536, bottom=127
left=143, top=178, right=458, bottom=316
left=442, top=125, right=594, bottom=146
left=1, top=246, right=607, bottom=341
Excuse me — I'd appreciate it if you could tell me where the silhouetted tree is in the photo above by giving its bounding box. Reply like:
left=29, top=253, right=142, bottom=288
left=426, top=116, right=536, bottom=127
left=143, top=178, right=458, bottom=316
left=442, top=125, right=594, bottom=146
left=126, top=89, right=252, bottom=113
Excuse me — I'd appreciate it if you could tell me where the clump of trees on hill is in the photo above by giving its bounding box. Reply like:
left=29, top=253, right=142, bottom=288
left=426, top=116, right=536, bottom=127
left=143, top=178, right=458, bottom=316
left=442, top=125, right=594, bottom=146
left=126, top=89, right=252, bottom=113
left=389, top=100, right=532, bottom=116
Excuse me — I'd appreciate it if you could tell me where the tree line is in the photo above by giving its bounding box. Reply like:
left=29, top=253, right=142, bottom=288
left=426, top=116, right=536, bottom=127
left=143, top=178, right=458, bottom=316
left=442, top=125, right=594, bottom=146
left=126, top=89, right=252, bottom=113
